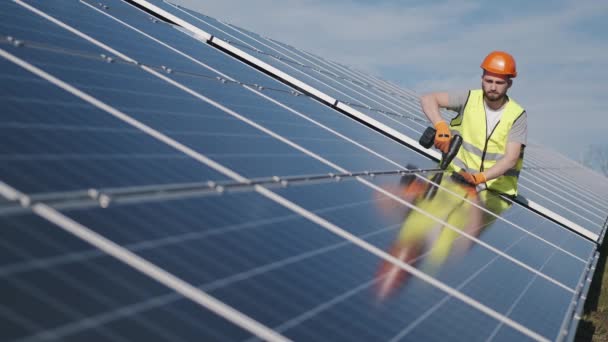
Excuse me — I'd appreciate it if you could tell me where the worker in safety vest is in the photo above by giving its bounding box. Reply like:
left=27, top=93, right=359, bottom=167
left=420, top=51, right=527, bottom=197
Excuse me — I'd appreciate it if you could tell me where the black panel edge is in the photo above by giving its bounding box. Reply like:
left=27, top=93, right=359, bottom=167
left=569, top=251, right=600, bottom=342
left=121, top=0, right=179, bottom=25
left=509, top=195, right=599, bottom=244
left=599, top=215, right=608, bottom=246
left=206, top=38, right=434, bottom=159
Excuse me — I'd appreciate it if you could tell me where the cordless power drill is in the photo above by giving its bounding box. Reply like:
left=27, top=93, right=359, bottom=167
left=419, top=126, right=463, bottom=170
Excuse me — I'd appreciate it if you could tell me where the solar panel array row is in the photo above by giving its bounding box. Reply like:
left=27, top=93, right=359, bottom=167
left=0, top=1, right=604, bottom=341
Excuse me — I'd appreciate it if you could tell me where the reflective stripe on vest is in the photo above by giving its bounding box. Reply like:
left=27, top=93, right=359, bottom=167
left=447, top=89, right=525, bottom=196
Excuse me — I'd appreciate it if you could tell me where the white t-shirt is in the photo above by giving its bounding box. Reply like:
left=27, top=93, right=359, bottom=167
left=484, top=101, right=505, bottom=138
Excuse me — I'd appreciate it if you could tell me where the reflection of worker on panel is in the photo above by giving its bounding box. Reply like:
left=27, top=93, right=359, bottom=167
left=375, top=171, right=511, bottom=300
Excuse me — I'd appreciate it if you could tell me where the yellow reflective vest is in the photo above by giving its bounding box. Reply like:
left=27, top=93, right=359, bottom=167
left=447, top=89, right=525, bottom=196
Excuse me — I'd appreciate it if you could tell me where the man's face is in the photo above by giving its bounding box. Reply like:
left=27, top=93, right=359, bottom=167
left=481, top=72, right=511, bottom=101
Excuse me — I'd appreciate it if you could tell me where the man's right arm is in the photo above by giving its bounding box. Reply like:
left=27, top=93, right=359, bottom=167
left=420, top=92, right=452, bottom=153
left=420, top=92, right=450, bottom=125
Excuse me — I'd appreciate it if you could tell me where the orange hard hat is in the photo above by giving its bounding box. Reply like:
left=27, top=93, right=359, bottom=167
left=480, top=51, right=517, bottom=78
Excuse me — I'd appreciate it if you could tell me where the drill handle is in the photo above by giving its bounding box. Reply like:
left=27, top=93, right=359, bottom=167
left=439, top=134, right=463, bottom=170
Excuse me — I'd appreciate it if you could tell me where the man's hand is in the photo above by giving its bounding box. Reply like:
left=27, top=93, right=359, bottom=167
left=434, top=121, right=451, bottom=153
left=459, top=171, right=486, bottom=185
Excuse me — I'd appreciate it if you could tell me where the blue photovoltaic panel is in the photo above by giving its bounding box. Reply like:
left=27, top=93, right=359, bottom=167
left=0, top=0, right=604, bottom=341
left=0, top=1, right=339, bottom=186
left=0, top=211, right=252, bottom=341
left=55, top=0, right=598, bottom=281
left=0, top=56, right=230, bottom=194
left=154, top=0, right=608, bottom=240
left=8, top=0, right=432, bottom=177
left=57, top=185, right=567, bottom=341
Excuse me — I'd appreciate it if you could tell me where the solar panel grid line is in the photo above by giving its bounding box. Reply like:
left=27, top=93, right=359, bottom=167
left=355, top=177, right=577, bottom=292
left=297, top=70, right=601, bottom=221
left=526, top=148, right=608, bottom=195
left=3, top=195, right=370, bottom=340
left=10, top=0, right=594, bottom=277
left=256, top=35, right=434, bottom=127
left=337, top=63, right=418, bottom=100
left=527, top=167, right=608, bottom=209
left=0, top=50, right=248, bottom=186
left=523, top=155, right=608, bottom=204
left=80, top=0, right=434, bottom=184
left=1, top=222, right=191, bottom=342
left=5, top=156, right=589, bottom=268
left=165, top=2, right=434, bottom=138
left=556, top=252, right=598, bottom=342
left=314, top=58, right=465, bottom=122
left=519, top=178, right=606, bottom=222
left=2, top=1, right=600, bottom=340
left=564, top=252, right=599, bottom=342
left=162, top=4, right=436, bottom=151
left=144, top=2, right=509, bottom=176
left=254, top=278, right=378, bottom=341
left=396, top=257, right=522, bottom=342
left=2, top=275, right=130, bottom=342
left=135, top=3, right=486, bottom=174
left=111, top=7, right=600, bottom=264
left=517, top=166, right=607, bottom=214
left=3, top=20, right=576, bottom=340
left=5, top=205, right=397, bottom=341
left=404, top=226, right=560, bottom=342
left=519, top=168, right=608, bottom=214
left=0, top=26, right=561, bottom=342
left=514, top=198, right=598, bottom=242
left=2, top=204, right=310, bottom=281
left=5, top=171, right=591, bottom=272
left=29, top=203, right=292, bottom=342
left=518, top=180, right=605, bottom=230
left=10, top=24, right=600, bottom=238
left=2, top=229, right=193, bottom=342
left=252, top=196, right=567, bottom=341
left=125, top=0, right=212, bottom=42
left=31, top=11, right=582, bottom=292
left=208, top=36, right=338, bottom=103
left=281, top=47, right=458, bottom=129
left=256, top=186, right=551, bottom=342
left=260, top=39, right=420, bottom=111
left=11, top=0, right=133, bottom=65
left=384, top=212, right=556, bottom=342
left=213, top=19, right=433, bottom=132
left=0, top=180, right=26, bottom=202
left=223, top=23, right=389, bottom=100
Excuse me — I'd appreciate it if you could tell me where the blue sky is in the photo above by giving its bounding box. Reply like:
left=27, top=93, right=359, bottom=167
left=172, top=0, right=608, bottom=162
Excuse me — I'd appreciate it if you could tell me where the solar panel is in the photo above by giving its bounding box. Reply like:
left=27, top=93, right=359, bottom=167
left=0, top=0, right=605, bottom=341
left=145, top=0, right=607, bottom=242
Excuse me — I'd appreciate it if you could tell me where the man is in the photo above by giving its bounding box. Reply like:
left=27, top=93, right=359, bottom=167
left=420, top=51, right=527, bottom=197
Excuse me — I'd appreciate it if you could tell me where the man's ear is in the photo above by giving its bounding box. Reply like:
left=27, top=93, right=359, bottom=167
left=507, top=78, right=513, bottom=89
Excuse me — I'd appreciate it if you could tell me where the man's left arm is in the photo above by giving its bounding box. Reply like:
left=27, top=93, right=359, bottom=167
left=459, top=142, right=522, bottom=184
left=482, top=142, right=522, bottom=181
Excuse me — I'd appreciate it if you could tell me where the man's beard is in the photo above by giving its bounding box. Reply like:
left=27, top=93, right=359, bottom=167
left=483, top=90, right=505, bottom=102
